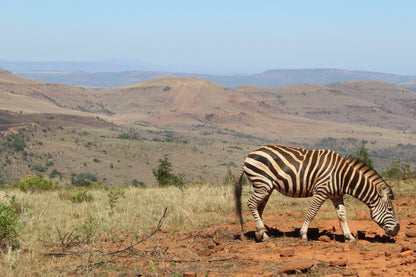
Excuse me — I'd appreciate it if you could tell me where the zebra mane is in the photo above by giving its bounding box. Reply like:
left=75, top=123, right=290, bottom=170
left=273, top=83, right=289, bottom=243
left=345, top=155, right=394, bottom=199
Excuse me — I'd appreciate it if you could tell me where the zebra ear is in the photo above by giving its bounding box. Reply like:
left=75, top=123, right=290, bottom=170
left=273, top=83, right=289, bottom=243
left=376, top=186, right=388, bottom=200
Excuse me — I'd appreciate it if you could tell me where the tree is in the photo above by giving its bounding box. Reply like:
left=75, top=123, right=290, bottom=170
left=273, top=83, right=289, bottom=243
left=222, top=168, right=235, bottom=185
left=152, top=155, right=184, bottom=187
left=355, top=140, right=374, bottom=168
left=383, top=159, right=415, bottom=180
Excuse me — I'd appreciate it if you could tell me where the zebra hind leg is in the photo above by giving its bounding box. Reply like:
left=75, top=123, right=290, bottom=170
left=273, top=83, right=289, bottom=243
left=247, top=186, right=272, bottom=242
left=300, top=192, right=327, bottom=243
left=331, top=197, right=356, bottom=243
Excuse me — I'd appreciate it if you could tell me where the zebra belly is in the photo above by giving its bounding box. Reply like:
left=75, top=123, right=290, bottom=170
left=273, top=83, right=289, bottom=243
left=272, top=180, right=313, bottom=198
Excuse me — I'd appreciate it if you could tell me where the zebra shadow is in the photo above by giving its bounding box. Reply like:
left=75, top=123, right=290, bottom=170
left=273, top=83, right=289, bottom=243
left=244, top=226, right=396, bottom=244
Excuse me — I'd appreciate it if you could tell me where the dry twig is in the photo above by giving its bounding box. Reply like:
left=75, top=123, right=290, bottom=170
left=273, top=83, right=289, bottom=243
left=107, top=207, right=168, bottom=255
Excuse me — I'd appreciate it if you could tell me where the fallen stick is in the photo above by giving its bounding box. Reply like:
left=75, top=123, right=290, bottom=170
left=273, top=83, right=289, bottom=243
left=107, top=207, right=168, bottom=255
left=164, top=257, right=234, bottom=263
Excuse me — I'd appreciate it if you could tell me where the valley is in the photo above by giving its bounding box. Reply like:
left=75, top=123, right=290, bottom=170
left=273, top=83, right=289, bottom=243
left=1, top=67, right=416, bottom=186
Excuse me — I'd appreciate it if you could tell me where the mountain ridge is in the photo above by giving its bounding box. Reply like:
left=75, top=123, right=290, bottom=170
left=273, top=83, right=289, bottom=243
left=7, top=67, right=416, bottom=90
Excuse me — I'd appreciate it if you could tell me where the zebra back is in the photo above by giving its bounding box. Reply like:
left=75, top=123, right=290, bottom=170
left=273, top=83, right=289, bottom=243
left=345, top=156, right=394, bottom=200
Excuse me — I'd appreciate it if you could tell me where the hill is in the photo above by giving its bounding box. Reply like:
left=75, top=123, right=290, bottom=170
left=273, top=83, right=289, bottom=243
left=10, top=68, right=416, bottom=89
left=0, top=67, right=415, bottom=185
left=0, top=68, right=110, bottom=114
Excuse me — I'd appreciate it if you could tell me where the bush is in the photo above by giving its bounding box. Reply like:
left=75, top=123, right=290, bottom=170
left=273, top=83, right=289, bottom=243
left=354, top=140, right=374, bottom=168
left=383, top=159, right=415, bottom=180
left=71, top=173, right=98, bottom=187
left=49, top=169, right=63, bottom=179
left=152, top=156, right=185, bottom=187
left=132, top=179, right=146, bottom=188
left=18, top=175, right=54, bottom=193
left=6, top=134, right=26, bottom=152
left=222, top=168, right=235, bottom=185
left=0, top=202, right=20, bottom=249
left=71, top=190, right=94, bottom=203
left=32, top=164, right=47, bottom=172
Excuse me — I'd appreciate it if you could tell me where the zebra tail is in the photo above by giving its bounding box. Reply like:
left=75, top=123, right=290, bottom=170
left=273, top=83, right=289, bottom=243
left=234, top=168, right=245, bottom=232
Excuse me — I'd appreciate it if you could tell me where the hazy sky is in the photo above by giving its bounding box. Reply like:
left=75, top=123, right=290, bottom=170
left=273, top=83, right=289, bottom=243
left=1, top=0, right=416, bottom=74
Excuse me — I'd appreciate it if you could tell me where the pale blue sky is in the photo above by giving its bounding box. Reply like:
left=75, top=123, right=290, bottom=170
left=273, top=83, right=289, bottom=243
left=1, top=0, right=416, bottom=74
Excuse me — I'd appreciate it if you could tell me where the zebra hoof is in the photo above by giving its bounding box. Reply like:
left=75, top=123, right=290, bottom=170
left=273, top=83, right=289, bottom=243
left=348, top=238, right=357, bottom=245
left=255, top=230, right=270, bottom=242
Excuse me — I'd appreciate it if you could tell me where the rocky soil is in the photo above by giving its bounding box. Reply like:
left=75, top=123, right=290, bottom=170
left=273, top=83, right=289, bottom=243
left=92, top=204, right=416, bottom=276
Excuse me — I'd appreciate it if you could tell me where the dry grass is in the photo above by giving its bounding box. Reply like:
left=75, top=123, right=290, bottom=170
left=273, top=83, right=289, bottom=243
left=0, top=185, right=239, bottom=276
left=0, top=179, right=412, bottom=276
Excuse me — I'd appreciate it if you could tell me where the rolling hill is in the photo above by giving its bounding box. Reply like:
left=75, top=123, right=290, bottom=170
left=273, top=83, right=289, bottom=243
left=10, top=68, right=416, bottom=89
left=0, top=67, right=415, bottom=185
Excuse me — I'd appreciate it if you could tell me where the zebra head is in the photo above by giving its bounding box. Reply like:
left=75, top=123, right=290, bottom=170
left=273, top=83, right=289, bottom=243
left=369, top=185, right=400, bottom=236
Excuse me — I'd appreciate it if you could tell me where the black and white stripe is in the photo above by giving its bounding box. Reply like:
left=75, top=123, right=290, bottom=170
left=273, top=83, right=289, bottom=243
left=234, top=145, right=400, bottom=242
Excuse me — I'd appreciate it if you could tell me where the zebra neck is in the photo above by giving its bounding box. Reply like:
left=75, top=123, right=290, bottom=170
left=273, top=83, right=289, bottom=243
left=343, top=166, right=374, bottom=206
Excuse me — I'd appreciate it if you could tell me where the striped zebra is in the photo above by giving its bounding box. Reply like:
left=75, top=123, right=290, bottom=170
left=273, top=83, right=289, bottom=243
left=234, top=145, right=400, bottom=242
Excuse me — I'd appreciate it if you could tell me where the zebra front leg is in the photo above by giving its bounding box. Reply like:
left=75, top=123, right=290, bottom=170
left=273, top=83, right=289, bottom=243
left=300, top=192, right=327, bottom=243
left=331, top=197, right=356, bottom=243
left=247, top=186, right=272, bottom=241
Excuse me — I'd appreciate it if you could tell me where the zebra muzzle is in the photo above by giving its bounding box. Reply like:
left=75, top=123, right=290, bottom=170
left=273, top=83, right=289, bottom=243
left=385, top=223, right=400, bottom=236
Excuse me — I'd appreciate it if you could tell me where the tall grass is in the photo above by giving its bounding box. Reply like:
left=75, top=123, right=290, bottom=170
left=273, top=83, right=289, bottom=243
left=0, top=185, right=240, bottom=276
left=0, top=179, right=412, bottom=276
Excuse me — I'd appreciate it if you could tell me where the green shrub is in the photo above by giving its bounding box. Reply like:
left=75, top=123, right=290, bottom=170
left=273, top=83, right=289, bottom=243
left=32, top=164, right=47, bottom=172
left=80, top=215, right=98, bottom=244
left=222, top=168, right=235, bottom=185
left=49, top=169, right=63, bottom=179
left=132, top=179, right=146, bottom=187
left=354, top=140, right=374, bottom=168
left=383, top=159, right=415, bottom=180
left=106, top=187, right=125, bottom=215
left=70, top=190, right=95, bottom=203
left=6, top=134, right=26, bottom=152
left=0, top=202, right=20, bottom=249
left=152, top=155, right=185, bottom=187
left=18, top=175, right=54, bottom=192
left=71, top=172, right=98, bottom=187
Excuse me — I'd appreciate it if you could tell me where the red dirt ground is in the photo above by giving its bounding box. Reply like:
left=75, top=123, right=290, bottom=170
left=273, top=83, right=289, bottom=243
left=94, top=200, right=416, bottom=277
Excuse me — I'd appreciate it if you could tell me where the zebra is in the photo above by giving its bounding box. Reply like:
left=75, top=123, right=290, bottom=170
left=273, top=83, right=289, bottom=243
left=234, top=145, right=400, bottom=242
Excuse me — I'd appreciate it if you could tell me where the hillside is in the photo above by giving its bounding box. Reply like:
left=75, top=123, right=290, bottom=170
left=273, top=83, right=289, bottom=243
left=0, top=68, right=108, bottom=114
left=236, top=80, right=416, bottom=131
left=10, top=68, right=416, bottom=89
left=0, top=67, right=416, bottom=185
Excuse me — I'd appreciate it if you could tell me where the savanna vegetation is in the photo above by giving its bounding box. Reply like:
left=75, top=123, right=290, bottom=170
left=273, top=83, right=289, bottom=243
left=0, top=142, right=415, bottom=275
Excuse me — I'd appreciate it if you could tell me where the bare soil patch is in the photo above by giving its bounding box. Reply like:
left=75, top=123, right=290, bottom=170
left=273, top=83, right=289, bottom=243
left=85, top=210, right=416, bottom=276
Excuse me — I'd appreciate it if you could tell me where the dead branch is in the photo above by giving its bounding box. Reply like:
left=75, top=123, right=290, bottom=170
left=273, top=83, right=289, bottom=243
left=107, top=207, right=168, bottom=255
left=164, top=257, right=234, bottom=263
left=43, top=208, right=168, bottom=258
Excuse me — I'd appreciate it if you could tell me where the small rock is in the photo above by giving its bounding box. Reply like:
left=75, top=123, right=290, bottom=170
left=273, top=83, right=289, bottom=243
left=357, top=270, right=372, bottom=277
left=319, top=235, right=331, bottom=242
left=409, top=218, right=416, bottom=225
left=183, top=272, right=197, bottom=277
left=196, top=248, right=211, bottom=257
left=278, top=258, right=315, bottom=274
left=405, top=227, right=416, bottom=237
left=280, top=248, right=295, bottom=257
left=399, top=250, right=414, bottom=257
left=370, top=268, right=383, bottom=276
left=262, top=272, right=273, bottom=277
left=265, top=242, right=277, bottom=249
left=329, top=258, right=348, bottom=267
left=401, top=243, right=416, bottom=252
